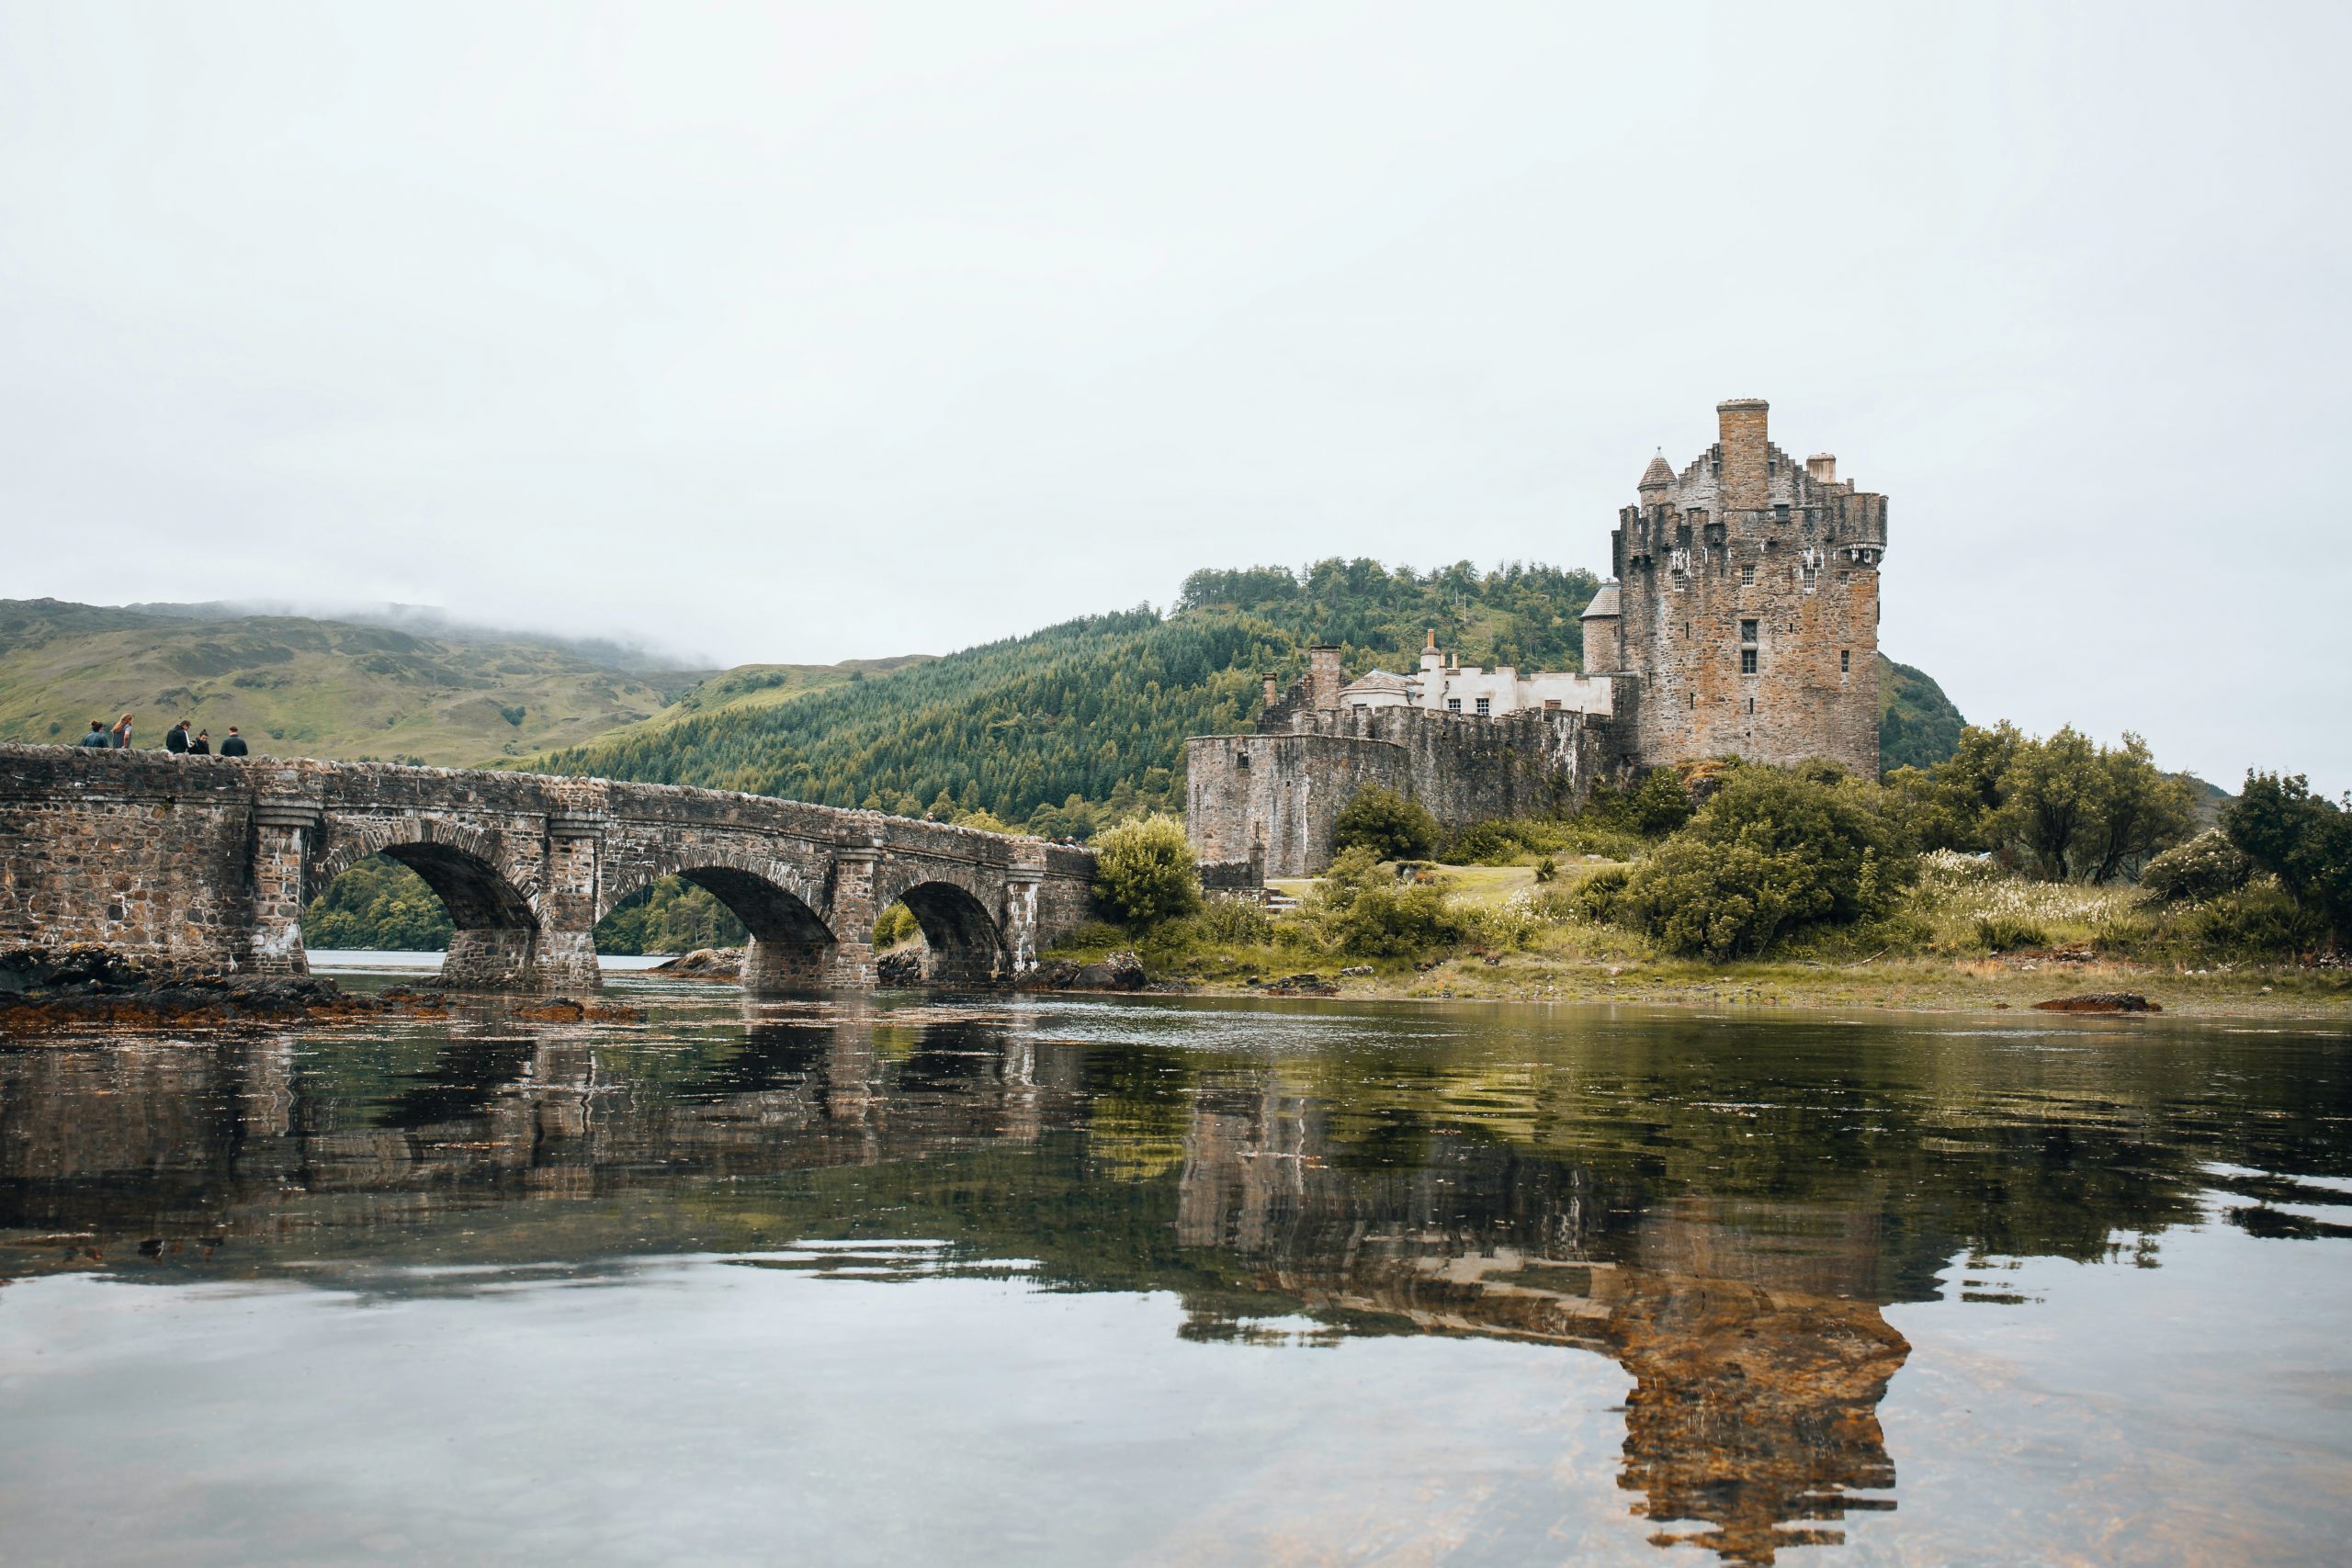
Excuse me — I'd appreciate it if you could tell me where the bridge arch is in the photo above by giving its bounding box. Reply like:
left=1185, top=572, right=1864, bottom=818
left=873, top=864, right=1008, bottom=987
left=307, top=818, right=546, bottom=988
left=602, top=848, right=840, bottom=994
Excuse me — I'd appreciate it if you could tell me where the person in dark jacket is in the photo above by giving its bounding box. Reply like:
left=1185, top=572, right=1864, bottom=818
left=164, top=720, right=191, bottom=754
left=77, top=722, right=110, bottom=748
left=190, top=730, right=211, bottom=756
left=218, top=728, right=249, bottom=758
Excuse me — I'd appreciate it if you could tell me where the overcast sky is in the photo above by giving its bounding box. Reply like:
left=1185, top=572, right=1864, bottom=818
left=3, top=2, right=2346, bottom=791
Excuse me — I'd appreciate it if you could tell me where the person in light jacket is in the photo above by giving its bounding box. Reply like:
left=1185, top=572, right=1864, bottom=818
left=108, top=715, right=134, bottom=749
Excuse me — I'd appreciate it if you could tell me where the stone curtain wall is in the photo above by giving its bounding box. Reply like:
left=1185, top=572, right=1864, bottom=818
left=1186, top=705, right=1618, bottom=877
left=0, top=745, right=1097, bottom=991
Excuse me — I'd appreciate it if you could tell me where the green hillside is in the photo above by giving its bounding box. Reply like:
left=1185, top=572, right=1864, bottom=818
left=1878, top=657, right=1965, bottom=773
left=537, top=559, right=1965, bottom=830
left=0, top=598, right=682, bottom=765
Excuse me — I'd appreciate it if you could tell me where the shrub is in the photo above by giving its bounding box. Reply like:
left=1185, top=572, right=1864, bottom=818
left=1444, top=819, right=1522, bottom=865
left=1589, top=769, right=1695, bottom=839
left=1193, top=895, right=1274, bottom=945
left=1974, top=915, right=2048, bottom=953
left=1464, top=891, right=1547, bottom=952
left=1331, top=786, right=1440, bottom=862
left=1091, top=815, right=1202, bottom=925
left=2183, top=879, right=2324, bottom=957
left=2140, top=830, right=2251, bottom=902
left=1613, top=839, right=1800, bottom=959
left=1533, top=856, right=1558, bottom=884
left=1609, top=766, right=1914, bottom=959
left=1572, top=863, right=1632, bottom=922
left=1311, top=846, right=1464, bottom=958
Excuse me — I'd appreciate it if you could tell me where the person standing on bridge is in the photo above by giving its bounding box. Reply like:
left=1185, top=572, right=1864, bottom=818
left=189, top=729, right=210, bottom=756
left=164, top=719, right=191, bottom=755
left=107, top=714, right=134, bottom=749
left=218, top=727, right=248, bottom=757
left=76, top=721, right=109, bottom=748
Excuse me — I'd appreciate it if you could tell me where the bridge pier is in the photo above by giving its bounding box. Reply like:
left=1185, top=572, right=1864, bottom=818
left=530, top=813, right=605, bottom=993
left=741, top=936, right=840, bottom=995
left=820, top=841, right=880, bottom=990
left=248, top=801, right=322, bottom=977
left=1002, top=863, right=1045, bottom=976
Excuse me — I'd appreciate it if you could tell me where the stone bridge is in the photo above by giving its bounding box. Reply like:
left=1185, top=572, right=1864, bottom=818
left=0, top=745, right=1100, bottom=992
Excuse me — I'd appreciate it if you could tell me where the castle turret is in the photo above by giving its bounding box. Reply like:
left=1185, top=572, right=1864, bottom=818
left=1580, top=581, right=1622, bottom=675
left=1806, top=453, right=1837, bottom=485
left=1638, top=451, right=1675, bottom=497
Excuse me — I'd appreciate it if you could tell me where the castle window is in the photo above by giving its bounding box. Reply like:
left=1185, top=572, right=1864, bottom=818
left=1775, top=502, right=1790, bottom=522
left=1739, top=617, right=1758, bottom=676
left=1741, top=649, right=1758, bottom=674
left=1740, top=564, right=1755, bottom=587
left=1237, top=751, right=1250, bottom=767
left=1446, top=698, right=1461, bottom=714
left=1739, top=618, right=1758, bottom=641
left=1475, top=696, right=1491, bottom=716
left=1841, top=649, right=1851, bottom=672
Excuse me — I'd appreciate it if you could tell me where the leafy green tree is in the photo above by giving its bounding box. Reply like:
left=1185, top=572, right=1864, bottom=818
left=1888, top=721, right=2021, bottom=852
left=1990, top=726, right=2098, bottom=878
left=872, top=903, right=921, bottom=949
left=1331, top=785, right=1440, bottom=862
left=1611, top=765, right=1913, bottom=959
left=2079, top=734, right=2198, bottom=884
left=1091, top=815, right=1202, bottom=925
left=2224, top=773, right=2352, bottom=943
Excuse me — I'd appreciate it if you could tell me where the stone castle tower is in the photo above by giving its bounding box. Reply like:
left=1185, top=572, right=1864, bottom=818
left=1581, top=398, right=1887, bottom=776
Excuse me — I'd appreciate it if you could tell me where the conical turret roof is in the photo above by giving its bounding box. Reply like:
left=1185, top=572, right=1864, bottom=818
left=1639, top=452, right=1675, bottom=491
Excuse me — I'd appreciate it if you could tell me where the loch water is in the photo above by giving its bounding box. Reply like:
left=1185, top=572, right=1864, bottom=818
left=2, top=976, right=2348, bottom=1566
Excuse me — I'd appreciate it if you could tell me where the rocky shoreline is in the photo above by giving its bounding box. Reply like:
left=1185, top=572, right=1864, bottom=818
left=0, top=945, right=445, bottom=1031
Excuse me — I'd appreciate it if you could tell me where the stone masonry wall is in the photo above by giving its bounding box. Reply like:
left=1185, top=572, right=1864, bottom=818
left=1187, top=703, right=1623, bottom=878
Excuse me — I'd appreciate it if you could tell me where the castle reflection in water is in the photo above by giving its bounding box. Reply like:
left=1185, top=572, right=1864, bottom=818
left=2, top=997, right=2331, bottom=1563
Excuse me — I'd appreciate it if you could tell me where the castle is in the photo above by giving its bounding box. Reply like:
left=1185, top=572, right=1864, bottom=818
left=1185, top=397, right=1889, bottom=878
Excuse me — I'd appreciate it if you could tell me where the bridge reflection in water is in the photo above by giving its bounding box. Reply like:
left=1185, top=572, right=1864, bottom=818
left=3, top=998, right=2332, bottom=1563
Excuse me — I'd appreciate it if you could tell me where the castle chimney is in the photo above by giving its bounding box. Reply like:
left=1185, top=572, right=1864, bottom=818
left=1806, top=452, right=1837, bottom=485
left=1307, top=646, right=1343, bottom=712
left=1261, top=671, right=1279, bottom=709
left=1717, top=397, right=1770, bottom=513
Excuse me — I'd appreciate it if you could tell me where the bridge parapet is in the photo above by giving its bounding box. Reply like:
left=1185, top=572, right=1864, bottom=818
left=0, top=745, right=1100, bottom=993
